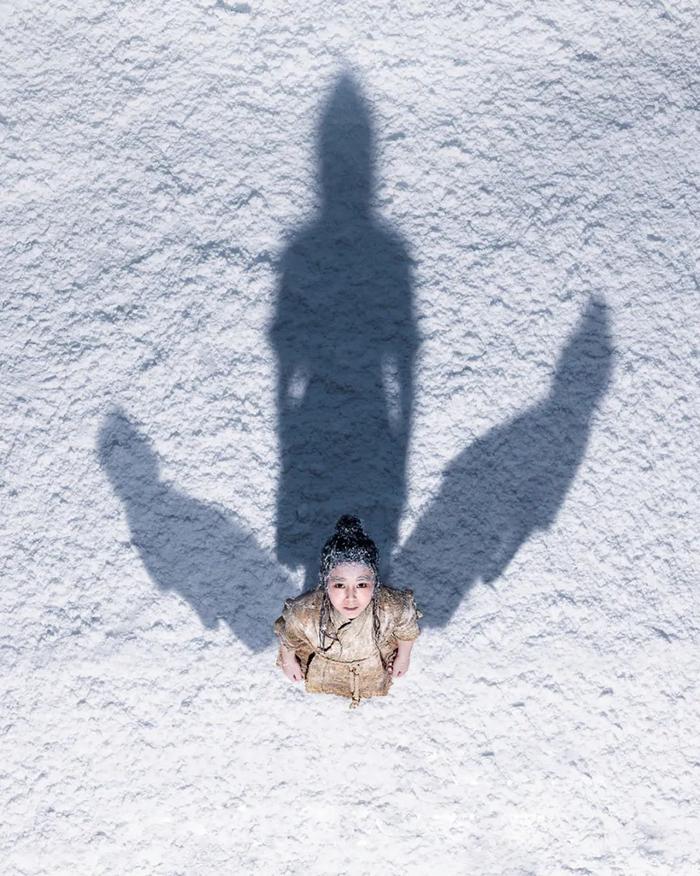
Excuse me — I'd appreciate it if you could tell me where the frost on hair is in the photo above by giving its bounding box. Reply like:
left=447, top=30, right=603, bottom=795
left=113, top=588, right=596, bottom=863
left=334, top=514, right=366, bottom=539
left=319, top=515, right=379, bottom=581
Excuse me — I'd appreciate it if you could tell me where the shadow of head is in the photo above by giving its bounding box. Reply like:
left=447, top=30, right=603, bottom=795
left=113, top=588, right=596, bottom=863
left=317, top=70, right=375, bottom=215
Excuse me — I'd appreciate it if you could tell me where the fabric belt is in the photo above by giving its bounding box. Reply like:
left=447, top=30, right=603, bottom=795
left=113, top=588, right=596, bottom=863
left=312, top=652, right=377, bottom=709
left=312, top=653, right=373, bottom=664
left=349, top=665, right=360, bottom=709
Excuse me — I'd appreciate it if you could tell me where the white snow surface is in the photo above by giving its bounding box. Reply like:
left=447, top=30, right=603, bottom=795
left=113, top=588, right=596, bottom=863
left=2, top=2, right=699, bottom=874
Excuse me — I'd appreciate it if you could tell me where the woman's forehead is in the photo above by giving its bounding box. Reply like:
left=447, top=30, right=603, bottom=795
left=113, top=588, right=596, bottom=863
left=328, top=561, right=375, bottom=578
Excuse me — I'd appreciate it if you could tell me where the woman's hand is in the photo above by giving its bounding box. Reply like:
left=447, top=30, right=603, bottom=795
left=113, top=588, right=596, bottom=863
left=281, top=652, right=304, bottom=682
left=390, top=652, right=411, bottom=678
left=390, top=639, right=414, bottom=678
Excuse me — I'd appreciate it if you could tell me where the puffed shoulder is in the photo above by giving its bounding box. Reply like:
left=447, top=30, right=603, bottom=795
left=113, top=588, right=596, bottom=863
left=275, top=589, right=323, bottom=629
left=376, top=585, right=423, bottom=641
left=377, top=585, right=423, bottom=617
left=273, top=590, right=321, bottom=652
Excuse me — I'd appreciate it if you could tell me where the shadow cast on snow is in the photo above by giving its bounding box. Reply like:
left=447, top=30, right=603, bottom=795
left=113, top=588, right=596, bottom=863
left=96, top=71, right=613, bottom=648
left=97, top=409, right=291, bottom=653
left=392, top=296, right=613, bottom=627
left=269, top=71, right=418, bottom=589
left=97, top=292, right=611, bottom=649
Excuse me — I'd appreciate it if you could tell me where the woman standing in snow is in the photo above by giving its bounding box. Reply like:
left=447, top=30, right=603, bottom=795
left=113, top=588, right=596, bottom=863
left=273, top=515, right=422, bottom=709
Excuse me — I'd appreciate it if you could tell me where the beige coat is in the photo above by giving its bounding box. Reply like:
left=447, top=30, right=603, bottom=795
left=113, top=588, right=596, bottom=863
left=273, top=585, right=423, bottom=708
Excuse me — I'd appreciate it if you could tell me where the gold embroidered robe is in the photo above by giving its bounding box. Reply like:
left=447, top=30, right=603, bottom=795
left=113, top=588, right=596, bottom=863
left=273, top=585, right=422, bottom=708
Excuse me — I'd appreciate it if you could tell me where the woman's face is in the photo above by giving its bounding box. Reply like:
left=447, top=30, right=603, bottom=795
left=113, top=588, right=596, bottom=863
left=326, top=562, right=376, bottom=619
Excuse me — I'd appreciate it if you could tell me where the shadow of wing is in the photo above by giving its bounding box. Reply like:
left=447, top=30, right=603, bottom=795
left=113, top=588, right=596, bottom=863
left=392, top=296, right=613, bottom=628
left=97, top=407, right=293, bottom=652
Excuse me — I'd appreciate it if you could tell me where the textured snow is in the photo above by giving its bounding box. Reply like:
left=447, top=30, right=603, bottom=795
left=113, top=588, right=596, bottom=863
left=2, top=1, right=699, bottom=874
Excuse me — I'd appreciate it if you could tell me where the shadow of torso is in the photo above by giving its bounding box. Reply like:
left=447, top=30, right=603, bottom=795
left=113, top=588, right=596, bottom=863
left=271, top=208, right=418, bottom=586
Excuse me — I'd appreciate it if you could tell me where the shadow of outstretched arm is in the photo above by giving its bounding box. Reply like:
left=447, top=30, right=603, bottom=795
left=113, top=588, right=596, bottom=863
left=97, top=407, right=293, bottom=652
left=392, top=296, right=614, bottom=627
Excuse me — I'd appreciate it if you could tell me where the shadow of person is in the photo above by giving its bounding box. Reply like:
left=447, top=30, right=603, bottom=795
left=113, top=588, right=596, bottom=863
left=269, top=72, right=419, bottom=590
left=97, top=407, right=291, bottom=652
left=392, top=296, right=614, bottom=627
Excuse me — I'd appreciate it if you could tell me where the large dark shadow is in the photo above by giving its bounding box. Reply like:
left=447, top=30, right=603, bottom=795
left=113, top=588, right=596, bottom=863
left=97, top=76, right=613, bottom=644
left=392, top=296, right=614, bottom=626
left=97, top=407, right=291, bottom=652
left=269, top=72, right=419, bottom=588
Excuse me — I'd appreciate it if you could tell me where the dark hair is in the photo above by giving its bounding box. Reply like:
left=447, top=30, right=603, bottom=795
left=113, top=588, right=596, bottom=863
left=316, top=515, right=383, bottom=656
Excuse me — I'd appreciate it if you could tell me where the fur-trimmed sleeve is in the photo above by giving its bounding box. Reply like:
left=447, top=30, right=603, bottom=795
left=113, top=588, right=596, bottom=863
left=392, top=589, right=423, bottom=641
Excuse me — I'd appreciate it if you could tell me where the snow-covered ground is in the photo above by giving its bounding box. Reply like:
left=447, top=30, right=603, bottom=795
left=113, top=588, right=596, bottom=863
left=2, top=2, right=698, bottom=873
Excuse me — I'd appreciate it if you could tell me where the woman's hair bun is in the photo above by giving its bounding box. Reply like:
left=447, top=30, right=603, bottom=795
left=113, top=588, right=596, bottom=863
left=334, top=514, right=365, bottom=538
left=318, top=514, right=380, bottom=587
